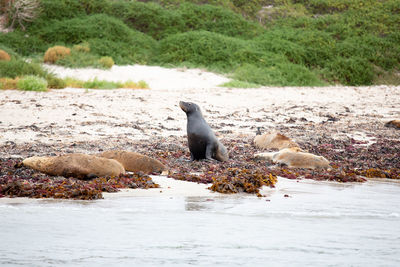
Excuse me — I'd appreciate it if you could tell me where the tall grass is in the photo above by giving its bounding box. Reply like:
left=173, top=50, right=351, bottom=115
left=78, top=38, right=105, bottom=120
left=0, top=0, right=399, bottom=86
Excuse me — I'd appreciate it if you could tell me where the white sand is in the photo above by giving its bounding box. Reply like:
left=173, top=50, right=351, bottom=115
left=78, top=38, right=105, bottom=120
left=1, top=64, right=399, bottom=145
left=44, top=64, right=231, bottom=90
left=0, top=64, right=400, bottom=200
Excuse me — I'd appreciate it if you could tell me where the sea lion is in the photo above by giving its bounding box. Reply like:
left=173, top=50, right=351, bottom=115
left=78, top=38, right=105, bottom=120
left=179, top=101, right=228, bottom=162
left=254, top=147, right=330, bottom=169
left=98, top=150, right=167, bottom=174
left=254, top=130, right=300, bottom=151
left=22, top=153, right=125, bottom=179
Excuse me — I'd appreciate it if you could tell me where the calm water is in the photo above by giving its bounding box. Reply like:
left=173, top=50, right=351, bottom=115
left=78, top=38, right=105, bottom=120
left=1, top=178, right=399, bottom=267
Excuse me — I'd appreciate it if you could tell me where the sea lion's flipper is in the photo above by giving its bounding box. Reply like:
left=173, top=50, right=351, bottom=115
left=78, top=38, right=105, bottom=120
left=205, top=143, right=214, bottom=160
left=190, top=152, right=195, bottom=161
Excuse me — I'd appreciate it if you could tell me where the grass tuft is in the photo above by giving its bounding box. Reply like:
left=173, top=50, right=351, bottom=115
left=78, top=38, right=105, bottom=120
left=17, top=75, right=48, bottom=91
left=43, top=46, right=71, bottom=64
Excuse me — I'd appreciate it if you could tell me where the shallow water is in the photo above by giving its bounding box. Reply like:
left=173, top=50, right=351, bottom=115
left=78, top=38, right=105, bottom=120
left=1, top=178, right=400, bottom=267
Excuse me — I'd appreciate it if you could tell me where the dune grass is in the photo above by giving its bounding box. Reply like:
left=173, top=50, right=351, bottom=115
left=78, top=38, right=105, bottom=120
left=0, top=0, right=399, bottom=86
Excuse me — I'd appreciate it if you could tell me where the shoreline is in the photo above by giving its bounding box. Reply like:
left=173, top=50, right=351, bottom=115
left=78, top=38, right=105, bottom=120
left=1, top=65, right=400, bottom=201
left=1, top=176, right=400, bottom=204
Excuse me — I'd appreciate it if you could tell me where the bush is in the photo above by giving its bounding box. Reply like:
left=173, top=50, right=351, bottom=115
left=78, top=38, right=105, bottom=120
left=55, top=50, right=100, bottom=68
left=158, top=30, right=277, bottom=70
left=98, top=56, right=114, bottom=69
left=0, top=50, right=11, bottom=61
left=39, top=14, right=153, bottom=45
left=46, top=74, right=66, bottom=89
left=107, top=1, right=184, bottom=40
left=17, top=75, right=48, bottom=91
left=63, top=77, right=84, bottom=88
left=177, top=3, right=262, bottom=39
left=0, top=77, right=19, bottom=89
left=5, top=0, right=40, bottom=30
left=83, top=79, right=120, bottom=90
left=0, top=58, right=47, bottom=78
left=233, top=63, right=325, bottom=86
left=87, top=38, right=155, bottom=65
left=38, top=14, right=157, bottom=64
left=73, top=42, right=90, bottom=53
left=323, top=57, right=374, bottom=86
left=43, top=46, right=71, bottom=64
left=0, top=31, right=46, bottom=56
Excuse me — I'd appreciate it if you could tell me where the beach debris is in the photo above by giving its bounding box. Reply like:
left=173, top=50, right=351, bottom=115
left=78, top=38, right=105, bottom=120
left=255, top=147, right=330, bottom=169
left=253, top=131, right=300, bottom=150
left=22, top=153, right=125, bottom=179
left=98, top=150, right=167, bottom=174
left=1, top=133, right=399, bottom=200
left=0, top=158, right=159, bottom=199
left=208, top=168, right=277, bottom=197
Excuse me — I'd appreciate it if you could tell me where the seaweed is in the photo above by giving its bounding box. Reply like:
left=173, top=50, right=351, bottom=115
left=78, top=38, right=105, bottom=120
left=0, top=158, right=158, bottom=200
left=1, top=131, right=399, bottom=200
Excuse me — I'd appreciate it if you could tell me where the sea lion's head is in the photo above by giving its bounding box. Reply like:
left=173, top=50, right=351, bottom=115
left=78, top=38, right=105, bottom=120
left=179, top=101, right=201, bottom=115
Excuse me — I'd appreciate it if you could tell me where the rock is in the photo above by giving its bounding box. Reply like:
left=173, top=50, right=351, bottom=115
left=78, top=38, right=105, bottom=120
left=385, top=120, right=400, bottom=129
left=255, top=148, right=330, bottom=169
left=98, top=150, right=167, bottom=174
left=254, top=131, right=300, bottom=150
left=23, top=154, right=125, bottom=179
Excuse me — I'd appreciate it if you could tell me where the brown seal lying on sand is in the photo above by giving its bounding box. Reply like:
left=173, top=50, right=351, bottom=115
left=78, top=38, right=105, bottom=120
left=22, top=153, right=125, bottom=179
left=98, top=150, right=166, bottom=174
left=255, top=148, right=330, bottom=169
left=179, top=101, right=228, bottom=162
left=254, top=130, right=300, bottom=151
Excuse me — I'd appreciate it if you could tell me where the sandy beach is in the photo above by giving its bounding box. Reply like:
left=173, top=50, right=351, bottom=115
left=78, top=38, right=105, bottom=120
left=1, top=64, right=400, bottom=200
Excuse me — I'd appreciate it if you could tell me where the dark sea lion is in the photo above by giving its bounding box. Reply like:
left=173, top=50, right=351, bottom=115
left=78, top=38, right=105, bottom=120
left=179, top=101, right=228, bottom=162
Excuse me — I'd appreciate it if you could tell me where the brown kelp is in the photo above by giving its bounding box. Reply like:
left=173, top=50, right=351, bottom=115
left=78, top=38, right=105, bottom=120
left=0, top=158, right=158, bottom=200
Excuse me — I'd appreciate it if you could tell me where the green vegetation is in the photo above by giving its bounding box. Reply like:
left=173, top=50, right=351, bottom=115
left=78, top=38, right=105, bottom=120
left=220, top=80, right=262, bottom=88
left=17, top=75, right=48, bottom=91
left=81, top=78, right=148, bottom=89
left=0, top=0, right=399, bottom=86
left=0, top=58, right=47, bottom=78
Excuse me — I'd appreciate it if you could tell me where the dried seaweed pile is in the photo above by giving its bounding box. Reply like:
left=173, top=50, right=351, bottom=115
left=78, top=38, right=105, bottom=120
left=0, top=133, right=399, bottom=200
left=145, top=135, right=400, bottom=195
left=0, top=158, right=159, bottom=200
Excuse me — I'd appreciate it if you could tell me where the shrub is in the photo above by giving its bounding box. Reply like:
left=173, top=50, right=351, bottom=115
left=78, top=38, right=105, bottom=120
left=88, top=38, right=155, bottom=65
left=322, top=57, right=374, bottom=86
left=137, top=80, right=149, bottom=89
left=177, top=3, right=263, bottom=39
left=233, top=63, right=325, bottom=86
left=107, top=1, right=184, bottom=40
left=38, top=14, right=157, bottom=64
left=17, top=75, right=48, bottom=91
left=5, top=0, right=40, bottom=30
left=55, top=50, right=100, bottom=68
left=0, top=77, right=19, bottom=89
left=0, top=31, right=46, bottom=56
left=83, top=79, right=120, bottom=89
left=158, top=31, right=257, bottom=70
left=0, top=58, right=47, bottom=78
left=63, top=77, right=84, bottom=88
left=39, top=14, right=151, bottom=45
left=73, top=42, right=90, bottom=53
left=98, top=56, right=114, bottom=69
left=43, top=46, right=71, bottom=64
left=46, top=74, right=66, bottom=89
left=0, top=50, right=11, bottom=61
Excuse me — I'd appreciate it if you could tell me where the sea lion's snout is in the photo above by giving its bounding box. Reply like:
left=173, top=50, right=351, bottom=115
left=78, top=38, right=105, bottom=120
left=179, top=101, right=192, bottom=113
left=179, top=101, right=186, bottom=112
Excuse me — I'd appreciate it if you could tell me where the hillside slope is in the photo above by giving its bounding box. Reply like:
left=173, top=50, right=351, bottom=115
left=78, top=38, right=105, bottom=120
left=0, top=0, right=399, bottom=87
